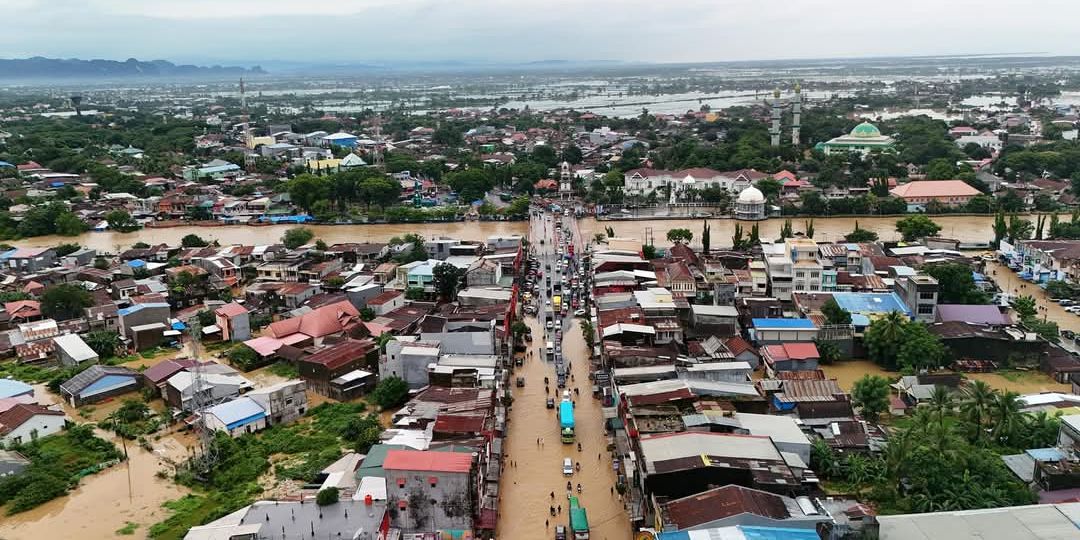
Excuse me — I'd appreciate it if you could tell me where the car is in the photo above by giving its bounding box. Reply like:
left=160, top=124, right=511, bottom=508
left=574, top=309, right=586, bottom=317
left=555, top=525, right=567, bottom=540
left=1063, top=330, right=1076, bottom=340
left=546, top=299, right=552, bottom=307
left=546, top=320, right=554, bottom=329
left=546, top=398, right=555, bottom=409
left=516, top=377, right=525, bottom=387
left=563, top=458, right=574, bottom=476
left=1060, top=299, right=1076, bottom=306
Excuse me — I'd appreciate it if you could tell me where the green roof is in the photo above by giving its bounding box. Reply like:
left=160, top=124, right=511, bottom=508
left=850, top=122, right=882, bottom=138
left=355, top=444, right=407, bottom=479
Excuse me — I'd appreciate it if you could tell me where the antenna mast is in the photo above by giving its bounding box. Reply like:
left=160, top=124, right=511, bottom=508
left=373, top=114, right=383, bottom=168
left=186, top=317, right=218, bottom=475
left=241, top=77, right=252, bottom=149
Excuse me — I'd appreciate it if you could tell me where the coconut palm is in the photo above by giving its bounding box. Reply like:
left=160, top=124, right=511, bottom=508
left=961, top=380, right=996, bottom=444
left=927, top=385, right=955, bottom=426
left=991, top=391, right=1024, bottom=447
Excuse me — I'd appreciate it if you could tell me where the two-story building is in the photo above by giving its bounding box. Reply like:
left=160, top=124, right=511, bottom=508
left=894, top=274, right=939, bottom=323
left=383, top=449, right=476, bottom=534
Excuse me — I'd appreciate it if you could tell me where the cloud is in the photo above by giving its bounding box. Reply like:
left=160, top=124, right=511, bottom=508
left=2, top=0, right=1080, bottom=66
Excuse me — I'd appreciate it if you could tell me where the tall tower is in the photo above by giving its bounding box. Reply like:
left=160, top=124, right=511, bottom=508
left=559, top=161, right=573, bottom=199
left=240, top=77, right=253, bottom=150
left=791, top=83, right=802, bottom=146
left=769, top=88, right=782, bottom=147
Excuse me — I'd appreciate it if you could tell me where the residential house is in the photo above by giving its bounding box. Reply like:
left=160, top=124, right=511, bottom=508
left=893, top=274, right=939, bottom=323
left=3, top=301, right=41, bottom=326
left=890, top=180, right=981, bottom=210
left=655, top=484, right=828, bottom=533
left=165, top=365, right=255, bottom=411
left=762, top=343, right=821, bottom=376
left=117, top=302, right=171, bottom=351
left=382, top=339, right=441, bottom=389
left=298, top=339, right=377, bottom=398
left=465, top=258, right=502, bottom=287
left=53, top=333, right=99, bottom=367
left=751, top=319, right=818, bottom=344
left=59, top=365, right=140, bottom=406
left=383, top=449, right=476, bottom=533
left=0, top=404, right=66, bottom=446
left=0, top=247, right=56, bottom=273
left=214, top=302, right=251, bottom=342
left=367, top=290, right=405, bottom=316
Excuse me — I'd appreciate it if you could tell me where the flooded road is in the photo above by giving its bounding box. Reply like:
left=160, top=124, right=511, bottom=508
left=6, top=213, right=1037, bottom=253
left=497, top=210, right=630, bottom=540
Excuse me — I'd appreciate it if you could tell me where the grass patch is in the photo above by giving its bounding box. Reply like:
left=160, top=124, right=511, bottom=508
left=116, top=522, right=139, bottom=535
left=0, top=361, right=55, bottom=383
left=266, top=360, right=299, bottom=379
left=0, top=425, right=122, bottom=514
left=150, top=402, right=378, bottom=537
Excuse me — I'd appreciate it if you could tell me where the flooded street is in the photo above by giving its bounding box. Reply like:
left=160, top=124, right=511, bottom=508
left=497, top=210, right=630, bottom=540
left=985, top=260, right=1080, bottom=334
left=6, top=213, right=1033, bottom=253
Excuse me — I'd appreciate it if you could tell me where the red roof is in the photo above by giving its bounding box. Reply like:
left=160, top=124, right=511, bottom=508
left=367, top=290, right=402, bottom=306
left=724, top=336, right=756, bottom=358
left=4, top=300, right=40, bottom=319
left=890, top=180, right=980, bottom=199
left=433, top=414, right=486, bottom=434
left=383, top=450, right=473, bottom=473
left=266, top=300, right=360, bottom=340
left=0, top=404, right=64, bottom=435
left=300, top=339, right=375, bottom=370
left=215, top=302, right=248, bottom=318
left=764, top=342, right=820, bottom=363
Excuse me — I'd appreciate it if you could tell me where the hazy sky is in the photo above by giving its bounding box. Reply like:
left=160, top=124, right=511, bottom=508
left=5, top=0, right=1080, bottom=66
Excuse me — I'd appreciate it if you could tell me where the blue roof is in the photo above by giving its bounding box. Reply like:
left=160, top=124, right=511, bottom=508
left=751, top=318, right=816, bottom=329
left=657, top=526, right=821, bottom=540
left=832, top=292, right=912, bottom=316
left=1027, top=447, right=1070, bottom=461
left=208, top=397, right=266, bottom=429
left=126, top=259, right=147, bottom=268
left=0, top=161, right=13, bottom=168
left=117, top=302, right=171, bottom=316
left=0, top=378, right=33, bottom=399
left=850, top=314, right=871, bottom=327
left=50, top=181, right=65, bottom=188
left=171, top=321, right=187, bottom=331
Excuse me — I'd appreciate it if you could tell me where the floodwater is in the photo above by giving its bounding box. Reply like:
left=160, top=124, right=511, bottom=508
left=985, top=260, right=1080, bottom=334
left=7, top=214, right=1025, bottom=253
left=497, top=214, right=631, bottom=540
left=579, top=214, right=1026, bottom=246
left=8, top=221, right=530, bottom=253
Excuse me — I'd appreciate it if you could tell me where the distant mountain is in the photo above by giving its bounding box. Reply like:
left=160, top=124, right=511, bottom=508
left=0, top=57, right=265, bottom=79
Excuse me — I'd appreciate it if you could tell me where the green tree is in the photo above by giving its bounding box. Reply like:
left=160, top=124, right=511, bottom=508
left=227, top=344, right=262, bottom=371
left=780, top=219, right=794, bottom=239
left=731, top=224, right=745, bottom=250
left=701, top=220, right=711, bottom=254
left=864, top=311, right=909, bottom=370
left=105, top=210, right=139, bottom=232
left=181, top=234, right=209, bottom=247
left=642, top=244, right=657, bottom=259
left=844, top=221, right=878, bottom=242
left=316, top=487, right=340, bottom=506
left=821, top=298, right=853, bottom=325
left=53, top=243, right=81, bottom=257
left=993, top=211, right=1008, bottom=247
left=1011, top=296, right=1038, bottom=320
left=282, top=227, right=315, bottom=249
left=666, top=228, right=693, bottom=245
left=898, top=323, right=948, bottom=371
left=1006, top=214, right=1034, bottom=243
left=924, top=263, right=991, bottom=304
left=372, top=376, right=409, bottom=409
left=432, top=262, right=464, bottom=300
left=40, top=283, right=92, bottom=320
left=804, top=219, right=815, bottom=239
left=84, top=330, right=121, bottom=359
left=360, top=307, right=375, bottom=321
left=852, top=375, right=891, bottom=421
left=895, top=215, right=942, bottom=242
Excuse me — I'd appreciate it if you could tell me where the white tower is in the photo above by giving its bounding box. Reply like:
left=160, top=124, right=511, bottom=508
left=791, top=83, right=802, bottom=146
left=769, top=88, right=782, bottom=147
left=559, top=161, right=573, bottom=199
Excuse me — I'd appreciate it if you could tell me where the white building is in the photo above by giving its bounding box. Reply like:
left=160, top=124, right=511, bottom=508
left=734, top=186, right=767, bottom=220
left=622, top=168, right=768, bottom=199
left=761, top=238, right=835, bottom=301
left=0, top=404, right=66, bottom=446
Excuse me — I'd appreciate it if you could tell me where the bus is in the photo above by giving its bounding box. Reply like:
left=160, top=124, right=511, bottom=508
left=568, top=496, right=590, bottom=539
left=559, top=399, right=575, bottom=443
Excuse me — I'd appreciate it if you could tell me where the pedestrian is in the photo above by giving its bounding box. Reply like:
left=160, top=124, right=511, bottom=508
left=558, top=505, right=562, bottom=514
left=546, top=519, right=549, bottom=529
left=598, top=453, right=601, bottom=460
left=611, top=486, right=614, bottom=495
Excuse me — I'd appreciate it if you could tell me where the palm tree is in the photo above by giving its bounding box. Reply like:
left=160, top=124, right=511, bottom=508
left=991, top=391, right=1024, bottom=447
left=867, top=311, right=907, bottom=368
left=1024, top=410, right=1061, bottom=448
left=961, top=380, right=996, bottom=444
left=928, top=385, right=955, bottom=426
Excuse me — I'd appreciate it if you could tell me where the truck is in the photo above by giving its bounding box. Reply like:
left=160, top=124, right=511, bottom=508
left=568, top=496, right=590, bottom=539
left=553, top=295, right=562, bottom=311
left=559, top=398, right=575, bottom=443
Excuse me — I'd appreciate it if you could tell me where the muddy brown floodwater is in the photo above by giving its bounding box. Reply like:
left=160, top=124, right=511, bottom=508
left=8, top=213, right=1047, bottom=253
left=497, top=316, right=632, bottom=540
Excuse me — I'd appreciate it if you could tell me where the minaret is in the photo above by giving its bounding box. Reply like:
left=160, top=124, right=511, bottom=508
left=559, top=161, right=573, bottom=199
left=791, top=83, right=802, bottom=146
left=769, top=88, right=782, bottom=147
left=240, top=77, right=253, bottom=150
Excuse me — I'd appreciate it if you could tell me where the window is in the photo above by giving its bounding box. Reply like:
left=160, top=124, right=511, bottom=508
left=795, top=271, right=805, bottom=279
left=810, top=272, right=820, bottom=279
left=918, top=305, right=934, bottom=315
left=397, top=477, right=406, bottom=488
left=429, top=476, right=439, bottom=486
left=919, top=292, right=935, bottom=300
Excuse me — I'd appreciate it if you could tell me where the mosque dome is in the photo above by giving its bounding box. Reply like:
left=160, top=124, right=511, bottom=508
left=737, top=186, right=765, bottom=204
left=850, top=122, right=882, bottom=138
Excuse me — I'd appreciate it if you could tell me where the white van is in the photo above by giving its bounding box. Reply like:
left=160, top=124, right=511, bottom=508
left=563, top=458, right=574, bottom=476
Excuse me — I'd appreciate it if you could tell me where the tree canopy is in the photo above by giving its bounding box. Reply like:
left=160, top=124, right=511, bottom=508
left=895, top=215, right=942, bottom=242
left=40, top=283, right=93, bottom=321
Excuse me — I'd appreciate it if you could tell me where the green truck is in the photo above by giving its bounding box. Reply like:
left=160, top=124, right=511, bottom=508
left=568, top=496, right=590, bottom=539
